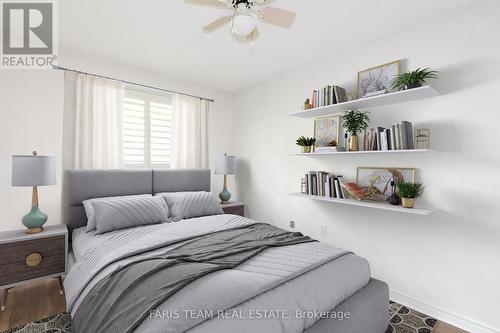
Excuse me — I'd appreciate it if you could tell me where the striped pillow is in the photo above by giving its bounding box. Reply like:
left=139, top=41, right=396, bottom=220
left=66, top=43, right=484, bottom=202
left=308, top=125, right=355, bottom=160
left=158, top=191, right=223, bottom=220
left=83, top=194, right=152, bottom=232
left=92, top=195, right=170, bottom=234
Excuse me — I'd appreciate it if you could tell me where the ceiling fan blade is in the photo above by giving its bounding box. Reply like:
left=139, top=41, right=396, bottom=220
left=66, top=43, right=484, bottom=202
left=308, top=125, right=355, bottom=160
left=185, top=0, right=226, bottom=8
left=259, top=6, right=296, bottom=28
left=202, top=15, right=232, bottom=32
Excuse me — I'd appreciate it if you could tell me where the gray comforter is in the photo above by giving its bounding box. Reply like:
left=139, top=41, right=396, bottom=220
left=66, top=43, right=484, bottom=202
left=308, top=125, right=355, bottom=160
left=73, top=223, right=315, bottom=333
left=66, top=215, right=369, bottom=333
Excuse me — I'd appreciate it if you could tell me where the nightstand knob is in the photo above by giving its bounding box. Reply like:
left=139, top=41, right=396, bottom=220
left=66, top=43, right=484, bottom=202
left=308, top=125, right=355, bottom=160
left=26, top=252, right=43, bottom=267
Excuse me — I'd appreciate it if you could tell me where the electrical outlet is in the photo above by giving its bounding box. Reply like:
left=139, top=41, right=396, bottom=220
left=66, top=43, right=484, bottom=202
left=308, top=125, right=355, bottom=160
left=320, top=225, right=327, bottom=237
left=289, top=220, right=295, bottom=229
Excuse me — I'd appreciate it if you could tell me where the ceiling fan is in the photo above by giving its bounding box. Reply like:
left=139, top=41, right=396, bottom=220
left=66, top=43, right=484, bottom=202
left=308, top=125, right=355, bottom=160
left=185, top=0, right=296, bottom=40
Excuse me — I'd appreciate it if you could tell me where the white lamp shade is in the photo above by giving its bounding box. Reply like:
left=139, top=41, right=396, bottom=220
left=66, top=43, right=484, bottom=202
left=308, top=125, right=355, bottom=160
left=12, top=155, right=56, bottom=187
left=215, top=155, right=237, bottom=175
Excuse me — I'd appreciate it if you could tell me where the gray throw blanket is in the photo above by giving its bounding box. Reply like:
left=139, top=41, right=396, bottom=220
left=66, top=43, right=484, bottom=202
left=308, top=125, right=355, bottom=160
left=73, top=223, right=315, bottom=333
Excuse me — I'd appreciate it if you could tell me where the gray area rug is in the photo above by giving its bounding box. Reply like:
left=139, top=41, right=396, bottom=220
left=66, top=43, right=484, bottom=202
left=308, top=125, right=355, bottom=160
left=2, top=301, right=437, bottom=333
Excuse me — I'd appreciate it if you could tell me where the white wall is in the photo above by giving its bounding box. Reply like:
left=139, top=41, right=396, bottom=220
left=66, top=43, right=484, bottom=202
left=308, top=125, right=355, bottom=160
left=233, top=1, right=500, bottom=332
left=0, top=71, right=64, bottom=232
left=0, top=52, right=235, bottom=232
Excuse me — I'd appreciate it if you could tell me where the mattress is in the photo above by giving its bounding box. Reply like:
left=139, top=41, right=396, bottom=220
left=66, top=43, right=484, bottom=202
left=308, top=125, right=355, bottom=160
left=67, top=215, right=371, bottom=332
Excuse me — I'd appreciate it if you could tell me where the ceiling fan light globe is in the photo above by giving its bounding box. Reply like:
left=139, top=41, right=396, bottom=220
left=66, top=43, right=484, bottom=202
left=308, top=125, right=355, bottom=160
left=232, top=15, right=257, bottom=37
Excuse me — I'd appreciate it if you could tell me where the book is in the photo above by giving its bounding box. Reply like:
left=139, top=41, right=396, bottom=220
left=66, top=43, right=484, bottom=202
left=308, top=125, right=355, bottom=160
left=337, top=175, right=346, bottom=198
left=395, top=124, right=401, bottom=150
left=401, top=121, right=414, bottom=149
left=334, top=86, right=347, bottom=103
left=342, top=182, right=365, bottom=200
left=334, top=178, right=342, bottom=199
left=381, top=129, right=389, bottom=150
left=377, top=127, right=385, bottom=151
left=330, top=85, right=337, bottom=104
left=391, top=125, right=397, bottom=150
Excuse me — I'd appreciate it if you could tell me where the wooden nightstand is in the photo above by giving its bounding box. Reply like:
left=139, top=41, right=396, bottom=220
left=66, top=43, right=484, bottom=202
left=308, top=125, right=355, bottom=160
left=221, top=202, right=245, bottom=217
left=0, top=225, right=67, bottom=311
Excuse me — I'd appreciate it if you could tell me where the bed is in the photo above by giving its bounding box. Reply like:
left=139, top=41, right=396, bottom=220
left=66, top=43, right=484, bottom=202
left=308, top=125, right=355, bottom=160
left=64, top=169, right=389, bottom=333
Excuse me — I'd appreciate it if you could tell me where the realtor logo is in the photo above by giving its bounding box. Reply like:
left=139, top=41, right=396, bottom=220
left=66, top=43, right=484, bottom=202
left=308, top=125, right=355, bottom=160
left=1, top=0, right=57, bottom=69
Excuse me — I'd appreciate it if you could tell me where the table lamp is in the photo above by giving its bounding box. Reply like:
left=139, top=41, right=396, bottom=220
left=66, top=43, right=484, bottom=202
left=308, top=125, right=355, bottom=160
left=11, top=151, right=56, bottom=234
left=215, top=154, right=236, bottom=204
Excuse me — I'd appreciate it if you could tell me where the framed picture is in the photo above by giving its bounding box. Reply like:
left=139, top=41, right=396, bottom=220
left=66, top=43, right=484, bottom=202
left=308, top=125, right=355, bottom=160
left=356, top=167, right=416, bottom=201
left=357, top=60, right=400, bottom=98
left=314, top=115, right=340, bottom=147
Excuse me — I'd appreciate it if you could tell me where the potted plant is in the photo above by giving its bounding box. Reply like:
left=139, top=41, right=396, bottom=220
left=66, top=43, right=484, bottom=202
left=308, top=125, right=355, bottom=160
left=390, top=67, right=438, bottom=91
left=296, top=136, right=316, bottom=153
left=397, top=180, right=425, bottom=208
left=342, top=110, right=370, bottom=151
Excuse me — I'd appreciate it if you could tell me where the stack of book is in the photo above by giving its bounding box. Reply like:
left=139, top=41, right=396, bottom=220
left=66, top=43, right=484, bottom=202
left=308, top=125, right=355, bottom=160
left=304, top=171, right=346, bottom=199
left=311, top=85, right=347, bottom=108
left=363, top=120, right=415, bottom=151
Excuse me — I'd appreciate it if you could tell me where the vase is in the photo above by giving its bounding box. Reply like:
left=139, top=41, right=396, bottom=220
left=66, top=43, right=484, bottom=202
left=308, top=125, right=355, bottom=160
left=401, top=197, right=415, bottom=208
left=404, top=83, right=422, bottom=90
left=349, top=135, right=359, bottom=151
left=301, top=146, right=312, bottom=153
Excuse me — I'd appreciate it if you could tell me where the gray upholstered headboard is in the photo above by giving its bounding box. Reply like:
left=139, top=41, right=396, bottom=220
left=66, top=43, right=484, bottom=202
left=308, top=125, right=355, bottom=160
left=65, top=169, right=210, bottom=238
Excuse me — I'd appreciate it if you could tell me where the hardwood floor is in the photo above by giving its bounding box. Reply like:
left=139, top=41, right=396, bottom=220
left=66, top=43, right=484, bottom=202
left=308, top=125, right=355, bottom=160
left=0, top=278, right=66, bottom=332
left=0, top=279, right=469, bottom=332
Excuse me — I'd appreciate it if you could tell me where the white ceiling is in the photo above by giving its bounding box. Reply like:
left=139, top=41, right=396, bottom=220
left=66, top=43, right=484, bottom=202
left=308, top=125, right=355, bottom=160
left=59, top=0, right=477, bottom=93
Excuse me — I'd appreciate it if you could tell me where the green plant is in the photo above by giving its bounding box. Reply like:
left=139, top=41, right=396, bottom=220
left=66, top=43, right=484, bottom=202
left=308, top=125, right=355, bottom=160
left=390, top=67, right=438, bottom=91
left=296, top=136, right=316, bottom=146
left=397, top=180, right=425, bottom=199
left=342, top=110, right=370, bottom=135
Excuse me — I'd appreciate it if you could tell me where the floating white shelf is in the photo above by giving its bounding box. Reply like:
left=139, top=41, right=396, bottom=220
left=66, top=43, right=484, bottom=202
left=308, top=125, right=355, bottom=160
left=288, top=193, right=435, bottom=215
left=290, top=149, right=436, bottom=156
left=289, top=85, right=439, bottom=118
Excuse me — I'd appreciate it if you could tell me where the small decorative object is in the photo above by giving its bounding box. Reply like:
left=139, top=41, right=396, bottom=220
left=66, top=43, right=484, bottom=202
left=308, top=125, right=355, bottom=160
left=342, top=182, right=377, bottom=201
left=346, top=91, right=357, bottom=101
left=387, top=179, right=400, bottom=205
left=390, top=67, right=438, bottom=91
left=296, top=136, right=316, bottom=153
left=356, top=167, right=416, bottom=202
left=215, top=153, right=237, bottom=204
left=342, top=110, right=370, bottom=151
left=397, top=180, right=425, bottom=208
left=358, top=60, right=400, bottom=98
left=303, top=98, right=312, bottom=110
left=11, top=151, right=56, bottom=234
left=414, top=129, right=430, bottom=149
left=314, top=115, right=340, bottom=150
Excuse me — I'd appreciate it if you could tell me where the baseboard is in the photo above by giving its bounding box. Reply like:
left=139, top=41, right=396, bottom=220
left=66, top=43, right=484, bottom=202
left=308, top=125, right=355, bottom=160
left=390, top=290, right=499, bottom=333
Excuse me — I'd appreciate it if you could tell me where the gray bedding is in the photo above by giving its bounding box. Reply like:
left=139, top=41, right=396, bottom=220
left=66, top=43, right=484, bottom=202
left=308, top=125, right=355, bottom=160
left=66, top=215, right=371, bottom=333
left=73, top=223, right=321, bottom=333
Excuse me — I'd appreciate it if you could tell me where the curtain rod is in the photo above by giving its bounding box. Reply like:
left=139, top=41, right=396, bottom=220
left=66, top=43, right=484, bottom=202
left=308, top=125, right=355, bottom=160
left=52, top=65, right=215, bottom=103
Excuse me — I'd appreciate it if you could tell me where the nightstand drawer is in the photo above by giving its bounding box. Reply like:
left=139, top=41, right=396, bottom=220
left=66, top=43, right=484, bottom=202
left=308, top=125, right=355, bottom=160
left=0, top=236, right=65, bottom=266
left=0, top=235, right=66, bottom=286
left=0, top=253, right=65, bottom=286
left=222, top=205, right=244, bottom=217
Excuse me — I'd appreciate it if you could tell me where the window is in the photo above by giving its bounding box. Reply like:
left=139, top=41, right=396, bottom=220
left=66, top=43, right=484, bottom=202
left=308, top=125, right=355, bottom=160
left=123, top=89, right=172, bottom=168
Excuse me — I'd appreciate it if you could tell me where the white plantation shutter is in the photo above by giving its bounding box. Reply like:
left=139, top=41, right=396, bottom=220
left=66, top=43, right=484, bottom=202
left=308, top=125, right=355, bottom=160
left=123, top=90, right=172, bottom=168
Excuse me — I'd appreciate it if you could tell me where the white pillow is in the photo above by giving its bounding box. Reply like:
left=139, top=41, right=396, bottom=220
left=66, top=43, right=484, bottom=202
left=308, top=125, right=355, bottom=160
left=92, top=195, right=170, bottom=235
left=83, top=194, right=152, bottom=232
left=157, top=191, right=223, bottom=221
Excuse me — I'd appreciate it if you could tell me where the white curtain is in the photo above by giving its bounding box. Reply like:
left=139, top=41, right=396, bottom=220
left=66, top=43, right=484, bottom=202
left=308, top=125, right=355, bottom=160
left=63, top=72, right=125, bottom=170
left=171, top=94, right=209, bottom=169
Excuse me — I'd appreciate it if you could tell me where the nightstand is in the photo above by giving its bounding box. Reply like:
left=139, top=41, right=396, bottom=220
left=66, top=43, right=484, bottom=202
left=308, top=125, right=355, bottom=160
left=221, top=201, right=245, bottom=217
left=0, top=225, right=67, bottom=311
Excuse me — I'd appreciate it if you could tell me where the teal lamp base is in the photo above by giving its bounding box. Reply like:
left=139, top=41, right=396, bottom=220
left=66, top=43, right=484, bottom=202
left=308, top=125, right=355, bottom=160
left=22, top=206, right=47, bottom=234
left=219, top=187, right=231, bottom=204
left=219, top=174, right=232, bottom=204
